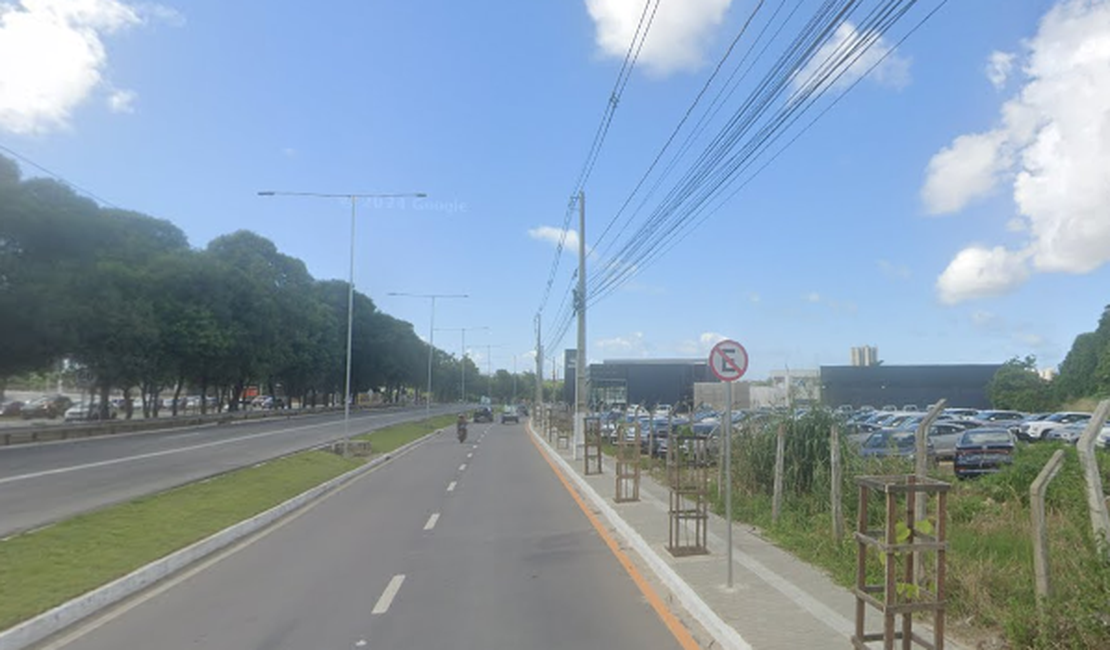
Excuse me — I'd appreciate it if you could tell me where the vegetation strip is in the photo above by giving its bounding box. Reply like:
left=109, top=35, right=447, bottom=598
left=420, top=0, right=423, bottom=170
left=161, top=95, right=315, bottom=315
left=0, top=416, right=452, bottom=632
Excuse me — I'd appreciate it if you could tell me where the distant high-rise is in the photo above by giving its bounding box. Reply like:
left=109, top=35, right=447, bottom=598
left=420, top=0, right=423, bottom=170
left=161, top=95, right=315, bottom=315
left=850, top=346, right=879, bottom=367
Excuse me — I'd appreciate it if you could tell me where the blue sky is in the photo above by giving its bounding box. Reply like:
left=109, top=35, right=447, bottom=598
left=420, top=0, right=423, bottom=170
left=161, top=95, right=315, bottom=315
left=3, top=0, right=1108, bottom=380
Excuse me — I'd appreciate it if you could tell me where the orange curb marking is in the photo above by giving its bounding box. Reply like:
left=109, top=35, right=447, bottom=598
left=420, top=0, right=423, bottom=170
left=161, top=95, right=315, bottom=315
left=527, top=427, right=702, bottom=650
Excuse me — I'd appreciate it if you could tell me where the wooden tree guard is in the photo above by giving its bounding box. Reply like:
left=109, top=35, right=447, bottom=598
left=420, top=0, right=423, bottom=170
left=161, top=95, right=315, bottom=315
left=853, top=475, right=950, bottom=650
left=615, top=422, right=641, bottom=502
left=667, top=433, right=709, bottom=557
left=584, top=416, right=603, bottom=475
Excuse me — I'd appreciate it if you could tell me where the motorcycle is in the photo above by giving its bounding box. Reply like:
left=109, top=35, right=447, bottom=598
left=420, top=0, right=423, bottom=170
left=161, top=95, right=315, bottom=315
left=457, top=421, right=468, bottom=443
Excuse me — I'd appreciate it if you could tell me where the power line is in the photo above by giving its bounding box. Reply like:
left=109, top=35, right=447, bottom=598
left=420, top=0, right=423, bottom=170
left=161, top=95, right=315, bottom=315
left=0, top=142, right=121, bottom=209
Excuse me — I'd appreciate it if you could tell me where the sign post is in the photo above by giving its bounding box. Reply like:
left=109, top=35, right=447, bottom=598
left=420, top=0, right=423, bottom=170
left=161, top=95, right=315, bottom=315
left=709, top=339, right=749, bottom=589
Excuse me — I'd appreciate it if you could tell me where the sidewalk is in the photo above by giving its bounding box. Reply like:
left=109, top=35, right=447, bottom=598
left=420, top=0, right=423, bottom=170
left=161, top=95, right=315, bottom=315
left=528, top=422, right=965, bottom=650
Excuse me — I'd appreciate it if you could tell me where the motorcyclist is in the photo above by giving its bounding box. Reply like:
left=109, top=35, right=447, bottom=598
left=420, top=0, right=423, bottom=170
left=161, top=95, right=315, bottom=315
left=456, top=413, right=468, bottom=442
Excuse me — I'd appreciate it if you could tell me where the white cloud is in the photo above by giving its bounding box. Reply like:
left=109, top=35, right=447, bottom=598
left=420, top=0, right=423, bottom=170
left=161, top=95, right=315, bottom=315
left=596, top=331, right=648, bottom=356
left=921, top=130, right=1009, bottom=214
left=792, top=21, right=911, bottom=95
left=528, top=225, right=579, bottom=252
left=107, top=88, right=135, bottom=113
left=986, top=50, right=1016, bottom=89
left=804, top=292, right=821, bottom=303
left=585, top=0, right=733, bottom=76
left=936, top=245, right=1030, bottom=304
left=0, top=0, right=174, bottom=134
left=675, top=331, right=726, bottom=356
left=926, top=0, right=1110, bottom=302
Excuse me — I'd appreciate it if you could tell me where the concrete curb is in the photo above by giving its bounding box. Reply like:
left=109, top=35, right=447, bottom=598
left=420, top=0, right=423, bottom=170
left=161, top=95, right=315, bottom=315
left=527, top=421, right=751, bottom=650
left=0, top=428, right=443, bottom=650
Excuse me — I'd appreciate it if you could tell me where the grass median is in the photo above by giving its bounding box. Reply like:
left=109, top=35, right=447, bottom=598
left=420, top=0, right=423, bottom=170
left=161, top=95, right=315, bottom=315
left=0, top=414, right=455, bottom=632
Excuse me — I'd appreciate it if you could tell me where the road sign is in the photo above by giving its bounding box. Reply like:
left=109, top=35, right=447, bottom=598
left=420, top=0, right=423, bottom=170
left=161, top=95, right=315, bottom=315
left=708, top=340, right=748, bottom=383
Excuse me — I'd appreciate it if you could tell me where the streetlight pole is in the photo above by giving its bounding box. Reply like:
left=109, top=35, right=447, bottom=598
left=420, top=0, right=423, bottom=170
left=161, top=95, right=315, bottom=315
left=435, top=326, right=488, bottom=404
left=388, top=292, right=467, bottom=419
left=258, top=189, right=426, bottom=441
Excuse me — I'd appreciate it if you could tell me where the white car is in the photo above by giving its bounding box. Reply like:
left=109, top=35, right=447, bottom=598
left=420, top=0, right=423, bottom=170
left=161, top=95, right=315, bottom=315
left=653, top=403, right=673, bottom=419
left=64, top=402, right=118, bottom=422
left=1019, top=412, right=1092, bottom=441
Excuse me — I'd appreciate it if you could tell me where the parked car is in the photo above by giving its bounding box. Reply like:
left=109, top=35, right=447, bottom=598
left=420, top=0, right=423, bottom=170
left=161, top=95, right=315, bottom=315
left=954, top=429, right=1016, bottom=479
left=64, top=401, right=119, bottom=422
left=21, top=395, right=74, bottom=419
left=473, top=406, right=493, bottom=423
left=1018, top=412, right=1092, bottom=441
left=653, top=403, right=673, bottom=419
left=859, top=430, right=935, bottom=464
left=1, top=400, right=24, bottom=417
left=976, top=410, right=1026, bottom=423
left=1044, top=424, right=1087, bottom=444
left=943, top=407, right=981, bottom=420
left=902, top=404, right=919, bottom=412
left=500, top=405, right=519, bottom=424
left=1096, top=425, right=1110, bottom=449
left=926, top=421, right=973, bottom=460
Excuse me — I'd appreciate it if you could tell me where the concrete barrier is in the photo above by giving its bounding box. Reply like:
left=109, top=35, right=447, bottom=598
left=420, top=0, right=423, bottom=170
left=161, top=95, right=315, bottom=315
left=0, top=428, right=443, bottom=650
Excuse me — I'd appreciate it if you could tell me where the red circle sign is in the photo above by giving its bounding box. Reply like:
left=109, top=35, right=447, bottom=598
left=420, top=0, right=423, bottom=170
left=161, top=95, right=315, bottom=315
left=709, top=340, right=748, bottom=382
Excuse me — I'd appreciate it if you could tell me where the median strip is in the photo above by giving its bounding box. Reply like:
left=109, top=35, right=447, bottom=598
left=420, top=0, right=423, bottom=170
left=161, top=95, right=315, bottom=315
left=0, top=414, right=456, bottom=649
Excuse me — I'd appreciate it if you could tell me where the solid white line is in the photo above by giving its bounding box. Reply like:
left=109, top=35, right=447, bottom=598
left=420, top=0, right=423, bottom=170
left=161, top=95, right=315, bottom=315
left=446, top=481, right=457, bottom=492
left=0, top=416, right=369, bottom=485
left=423, top=513, right=439, bottom=530
left=458, top=463, right=467, bottom=471
left=372, top=575, right=406, bottom=614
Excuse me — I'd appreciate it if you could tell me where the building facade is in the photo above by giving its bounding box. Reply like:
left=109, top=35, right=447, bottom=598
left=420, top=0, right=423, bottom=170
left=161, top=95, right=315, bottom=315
left=563, top=353, right=715, bottom=409
left=820, top=364, right=1001, bottom=410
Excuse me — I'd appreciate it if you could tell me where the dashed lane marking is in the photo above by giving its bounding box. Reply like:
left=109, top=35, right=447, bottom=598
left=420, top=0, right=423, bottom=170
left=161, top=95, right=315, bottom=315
left=424, top=513, right=440, bottom=531
left=372, top=575, right=406, bottom=614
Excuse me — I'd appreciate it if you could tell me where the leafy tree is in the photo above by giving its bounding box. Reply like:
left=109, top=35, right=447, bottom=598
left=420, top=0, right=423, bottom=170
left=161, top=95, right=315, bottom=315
left=988, top=356, right=1056, bottom=412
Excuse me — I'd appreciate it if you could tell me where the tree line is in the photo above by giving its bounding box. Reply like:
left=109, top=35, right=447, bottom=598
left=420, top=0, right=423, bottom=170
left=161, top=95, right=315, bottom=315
left=0, top=155, right=535, bottom=418
left=989, top=305, right=1110, bottom=412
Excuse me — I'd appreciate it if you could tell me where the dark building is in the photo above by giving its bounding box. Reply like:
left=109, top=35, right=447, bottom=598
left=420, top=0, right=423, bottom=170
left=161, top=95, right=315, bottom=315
left=820, top=364, right=1002, bottom=410
left=562, top=351, right=715, bottom=408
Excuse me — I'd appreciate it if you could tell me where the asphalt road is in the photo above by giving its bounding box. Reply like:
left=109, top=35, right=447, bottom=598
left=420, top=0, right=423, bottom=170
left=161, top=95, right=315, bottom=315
left=34, top=420, right=686, bottom=650
left=0, top=405, right=459, bottom=538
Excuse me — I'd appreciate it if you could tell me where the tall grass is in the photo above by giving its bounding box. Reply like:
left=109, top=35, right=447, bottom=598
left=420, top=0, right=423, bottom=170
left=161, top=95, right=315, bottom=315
left=717, top=409, right=1110, bottom=649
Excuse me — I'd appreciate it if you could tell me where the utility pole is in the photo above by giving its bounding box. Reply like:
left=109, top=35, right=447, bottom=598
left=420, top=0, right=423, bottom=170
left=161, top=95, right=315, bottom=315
left=574, top=190, right=587, bottom=461
left=535, top=313, right=544, bottom=410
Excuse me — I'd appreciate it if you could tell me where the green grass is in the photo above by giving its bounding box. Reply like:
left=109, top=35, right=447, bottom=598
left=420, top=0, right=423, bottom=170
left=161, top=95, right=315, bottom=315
left=0, top=414, right=455, bottom=631
left=0, top=451, right=362, bottom=631
left=354, top=414, right=457, bottom=452
left=709, top=441, right=1110, bottom=649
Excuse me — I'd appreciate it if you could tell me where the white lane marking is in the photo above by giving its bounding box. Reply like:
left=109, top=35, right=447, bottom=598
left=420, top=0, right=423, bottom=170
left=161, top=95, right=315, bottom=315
left=446, top=481, right=457, bottom=492
left=0, top=413, right=398, bottom=485
left=372, top=575, right=406, bottom=614
left=458, top=463, right=467, bottom=471
left=31, top=433, right=436, bottom=650
left=356, top=641, right=367, bottom=647
left=423, top=513, right=440, bottom=530
left=466, top=452, right=473, bottom=459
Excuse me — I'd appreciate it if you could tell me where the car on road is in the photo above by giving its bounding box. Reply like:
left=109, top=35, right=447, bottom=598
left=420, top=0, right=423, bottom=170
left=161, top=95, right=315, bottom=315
left=64, top=401, right=119, bottom=422
left=500, top=405, right=519, bottom=424
left=473, top=406, right=493, bottom=423
left=1017, top=411, right=1092, bottom=441
left=954, top=428, right=1016, bottom=479
left=21, top=395, right=74, bottom=419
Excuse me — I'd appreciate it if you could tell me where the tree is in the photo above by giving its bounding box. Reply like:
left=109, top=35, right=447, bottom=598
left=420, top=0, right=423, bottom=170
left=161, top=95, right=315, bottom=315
left=988, top=356, right=1056, bottom=412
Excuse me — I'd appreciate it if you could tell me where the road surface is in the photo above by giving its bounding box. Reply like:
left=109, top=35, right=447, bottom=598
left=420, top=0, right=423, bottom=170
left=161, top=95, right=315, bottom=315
left=0, top=406, right=458, bottom=538
left=33, top=420, right=687, bottom=650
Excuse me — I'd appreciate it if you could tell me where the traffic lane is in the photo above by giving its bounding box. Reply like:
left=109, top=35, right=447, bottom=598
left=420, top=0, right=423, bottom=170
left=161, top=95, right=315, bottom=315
left=0, top=405, right=450, bottom=478
left=0, top=406, right=459, bottom=538
left=43, top=423, right=479, bottom=650
left=371, top=420, right=685, bottom=650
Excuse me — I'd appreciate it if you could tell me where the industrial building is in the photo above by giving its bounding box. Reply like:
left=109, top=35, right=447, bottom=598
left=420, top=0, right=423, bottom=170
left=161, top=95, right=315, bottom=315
left=819, top=364, right=1001, bottom=410
left=562, top=352, right=714, bottom=410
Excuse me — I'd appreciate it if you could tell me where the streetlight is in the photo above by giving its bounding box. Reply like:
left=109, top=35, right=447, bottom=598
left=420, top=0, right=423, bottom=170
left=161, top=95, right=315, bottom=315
left=480, top=343, right=505, bottom=402
left=435, top=326, right=489, bottom=403
left=258, top=189, right=427, bottom=440
left=388, top=292, right=468, bottom=418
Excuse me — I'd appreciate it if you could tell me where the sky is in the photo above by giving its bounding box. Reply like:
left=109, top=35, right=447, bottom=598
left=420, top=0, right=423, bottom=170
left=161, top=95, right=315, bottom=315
left=2, top=0, right=1109, bottom=381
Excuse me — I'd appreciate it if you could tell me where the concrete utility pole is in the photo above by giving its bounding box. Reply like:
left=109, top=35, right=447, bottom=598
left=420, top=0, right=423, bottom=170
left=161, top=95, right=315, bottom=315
left=574, top=191, right=587, bottom=461
left=535, top=313, right=544, bottom=410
